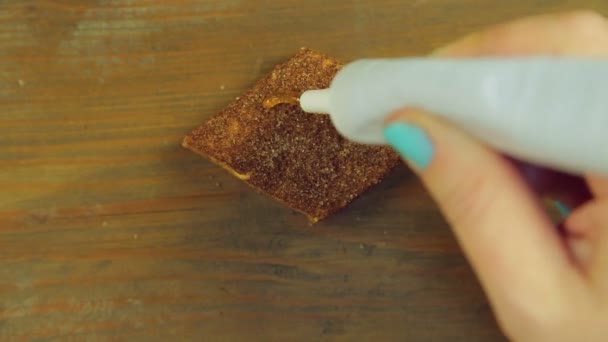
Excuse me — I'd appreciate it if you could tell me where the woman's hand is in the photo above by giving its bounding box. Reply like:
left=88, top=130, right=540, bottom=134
left=384, top=10, right=608, bottom=341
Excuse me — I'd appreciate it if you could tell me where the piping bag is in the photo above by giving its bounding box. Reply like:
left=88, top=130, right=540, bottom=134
left=298, top=57, right=608, bottom=177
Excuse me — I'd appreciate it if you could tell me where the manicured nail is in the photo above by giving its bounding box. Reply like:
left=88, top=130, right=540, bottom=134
left=553, top=200, right=572, bottom=219
left=384, top=122, right=434, bottom=170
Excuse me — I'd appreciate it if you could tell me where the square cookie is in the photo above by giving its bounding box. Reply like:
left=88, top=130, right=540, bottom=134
left=182, top=48, right=400, bottom=222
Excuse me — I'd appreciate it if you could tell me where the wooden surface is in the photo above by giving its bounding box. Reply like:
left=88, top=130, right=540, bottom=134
left=2, top=1, right=607, bottom=340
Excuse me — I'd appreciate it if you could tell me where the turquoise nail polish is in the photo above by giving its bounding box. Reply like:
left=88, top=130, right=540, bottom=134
left=384, top=122, right=434, bottom=170
left=553, top=200, right=571, bottom=218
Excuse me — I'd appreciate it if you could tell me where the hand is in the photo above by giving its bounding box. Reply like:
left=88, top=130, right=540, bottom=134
left=383, top=10, right=608, bottom=342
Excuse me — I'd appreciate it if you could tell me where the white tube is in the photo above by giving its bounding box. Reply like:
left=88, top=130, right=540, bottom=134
left=300, top=57, right=608, bottom=176
left=300, top=89, right=330, bottom=113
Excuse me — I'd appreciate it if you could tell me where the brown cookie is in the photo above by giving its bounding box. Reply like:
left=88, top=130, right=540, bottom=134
left=182, top=48, right=400, bottom=222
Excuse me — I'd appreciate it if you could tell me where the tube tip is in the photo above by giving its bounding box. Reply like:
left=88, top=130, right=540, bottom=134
left=300, top=89, right=330, bottom=114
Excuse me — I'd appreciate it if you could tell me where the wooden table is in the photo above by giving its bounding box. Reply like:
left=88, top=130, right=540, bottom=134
left=2, top=1, right=606, bottom=340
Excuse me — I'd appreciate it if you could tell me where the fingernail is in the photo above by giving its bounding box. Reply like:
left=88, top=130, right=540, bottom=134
left=384, top=122, right=434, bottom=170
left=552, top=200, right=572, bottom=219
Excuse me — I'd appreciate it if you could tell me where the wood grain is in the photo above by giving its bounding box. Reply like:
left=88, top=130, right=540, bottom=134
left=1, top=0, right=607, bottom=340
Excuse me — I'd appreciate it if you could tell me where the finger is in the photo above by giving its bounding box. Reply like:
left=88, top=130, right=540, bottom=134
left=568, top=237, right=592, bottom=266
left=587, top=175, right=608, bottom=197
left=565, top=199, right=608, bottom=287
left=557, top=178, right=608, bottom=239
left=434, top=10, right=608, bottom=57
left=384, top=109, right=580, bottom=316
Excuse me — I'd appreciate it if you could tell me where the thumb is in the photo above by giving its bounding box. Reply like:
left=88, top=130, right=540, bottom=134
left=384, top=109, right=581, bottom=317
